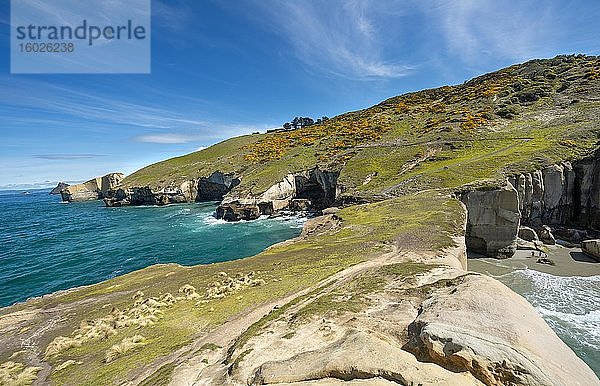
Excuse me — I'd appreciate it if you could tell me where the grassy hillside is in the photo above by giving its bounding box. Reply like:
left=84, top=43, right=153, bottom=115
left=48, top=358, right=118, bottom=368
left=123, top=55, right=600, bottom=198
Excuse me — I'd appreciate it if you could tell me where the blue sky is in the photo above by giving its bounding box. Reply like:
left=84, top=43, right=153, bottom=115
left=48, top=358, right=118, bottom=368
left=1, top=0, right=599, bottom=189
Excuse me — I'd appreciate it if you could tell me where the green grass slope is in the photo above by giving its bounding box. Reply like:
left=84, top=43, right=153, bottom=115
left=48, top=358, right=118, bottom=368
left=123, top=55, right=600, bottom=198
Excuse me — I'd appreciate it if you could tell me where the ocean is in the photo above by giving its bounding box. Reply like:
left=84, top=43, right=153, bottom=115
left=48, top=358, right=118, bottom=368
left=0, top=189, right=304, bottom=308
left=495, top=269, right=600, bottom=376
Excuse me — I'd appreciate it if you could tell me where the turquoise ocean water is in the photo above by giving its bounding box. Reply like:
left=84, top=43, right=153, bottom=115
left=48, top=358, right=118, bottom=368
left=0, top=189, right=304, bottom=308
left=495, top=269, right=600, bottom=377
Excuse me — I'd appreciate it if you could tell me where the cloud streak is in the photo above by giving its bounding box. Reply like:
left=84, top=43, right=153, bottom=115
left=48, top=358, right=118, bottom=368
left=420, top=0, right=559, bottom=65
left=135, top=134, right=201, bottom=144
left=33, top=154, right=108, bottom=160
left=236, top=0, right=413, bottom=80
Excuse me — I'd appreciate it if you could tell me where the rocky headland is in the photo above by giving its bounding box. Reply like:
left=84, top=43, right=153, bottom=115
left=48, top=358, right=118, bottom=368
left=2, top=55, right=600, bottom=385
left=59, top=173, right=124, bottom=202
left=49, top=182, right=69, bottom=195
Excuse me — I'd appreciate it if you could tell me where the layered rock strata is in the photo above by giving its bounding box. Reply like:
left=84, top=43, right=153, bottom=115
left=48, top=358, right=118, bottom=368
left=60, top=173, right=124, bottom=202
left=215, top=168, right=339, bottom=221
left=462, top=152, right=600, bottom=257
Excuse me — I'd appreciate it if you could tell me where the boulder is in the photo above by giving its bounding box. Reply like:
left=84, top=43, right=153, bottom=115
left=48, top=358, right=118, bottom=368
left=518, top=226, right=539, bottom=242
left=216, top=202, right=261, bottom=221
left=538, top=225, right=556, bottom=245
left=582, top=239, right=600, bottom=261
left=461, top=184, right=520, bottom=258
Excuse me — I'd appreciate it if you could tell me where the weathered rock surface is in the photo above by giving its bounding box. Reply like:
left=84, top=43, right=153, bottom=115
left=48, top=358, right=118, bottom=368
left=538, top=225, right=556, bottom=245
left=60, top=173, right=124, bottom=202
left=197, top=172, right=240, bottom=201
left=582, top=239, right=600, bottom=261
left=104, top=171, right=240, bottom=207
left=508, top=151, right=600, bottom=229
left=518, top=226, right=539, bottom=242
left=462, top=152, right=600, bottom=258
left=404, top=273, right=598, bottom=386
left=250, top=331, right=483, bottom=385
left=215, top=202, right=261, bottom=222
left=216, top=168, right=339, bottom=221
left=461, top=184, right=520, bottom=258
left=49, top=182, right=69, bottom=195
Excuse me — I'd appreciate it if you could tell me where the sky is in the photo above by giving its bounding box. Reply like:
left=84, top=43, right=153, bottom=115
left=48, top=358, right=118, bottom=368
left=1, top=0, right=599, bottom=189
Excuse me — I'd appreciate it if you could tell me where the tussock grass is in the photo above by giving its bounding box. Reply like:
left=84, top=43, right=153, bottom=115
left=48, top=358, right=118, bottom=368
left=105, top=335, right=147, bottom=363
left=0, top=361, right=41, bottom=386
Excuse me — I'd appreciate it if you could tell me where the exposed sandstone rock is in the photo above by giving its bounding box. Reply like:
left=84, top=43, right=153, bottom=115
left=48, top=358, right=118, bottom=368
left=405, top=274, right=599, bottom=386
left=518, top=226, right=539, bottom=242
left=299, top=214, right=340, bottom=238
left=322, top=207, right=340, bottom=215
left=538, top=225, right=556, bottom=245
left=104, top=171, right=240, bottom=207
left=215, top=202, right=261, bottom=222
left=582, top=239, right=600, bottom=261
left=61, top=173, right=124, bottom=202
left=508, top=152, right=600, bottom=229
left=461, top=184, right=520, bottom=258
left=197, top=172, right=240, bottom=201
left=250, top=331, right=483, bottom=386
left=216, top=168, right=339, bottom=221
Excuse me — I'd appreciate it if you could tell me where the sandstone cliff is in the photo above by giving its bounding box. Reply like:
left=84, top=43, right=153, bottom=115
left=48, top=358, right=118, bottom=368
left=60, top=173, right=124, bottom=202
left=460, top=151, right=600, bottom=257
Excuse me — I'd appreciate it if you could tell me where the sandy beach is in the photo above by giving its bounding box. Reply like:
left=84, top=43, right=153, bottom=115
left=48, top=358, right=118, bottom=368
left=468, top=245, right=600, bottom=277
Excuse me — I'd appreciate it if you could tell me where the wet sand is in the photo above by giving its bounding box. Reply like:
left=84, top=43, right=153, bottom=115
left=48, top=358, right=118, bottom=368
left=468, top=245, right=600, bottom=277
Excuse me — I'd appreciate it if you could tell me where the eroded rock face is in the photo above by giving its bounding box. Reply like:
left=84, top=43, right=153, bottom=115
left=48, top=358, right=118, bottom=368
left=216, top=168, right=339, bottom=221
left=197, top=172, right=240, bottom=201
left=404, top=274, right=599, bottom=386
left=461, top=184, right=520, bottom=258
left=508, top=152, right=600, bottom=229
left=250, top=331, right=482, bottom=386
left=104, top=186, right=188, bottom=207
left=104, top=171, right=240, bottom=207
left=215, top=202, right=261, bottom=222
left=61, top=173, right=124, bottom=202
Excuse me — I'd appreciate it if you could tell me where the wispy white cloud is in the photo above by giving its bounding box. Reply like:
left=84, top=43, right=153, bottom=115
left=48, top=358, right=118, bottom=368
left=0, top=76, right=217, bottom=133
left=234, top=0, right=413, bottom=80
left=422, top=0, right=557, bottom=64
left=33, top=153, right=108, bottom=160
left=135, top=134, right=200, bottom=144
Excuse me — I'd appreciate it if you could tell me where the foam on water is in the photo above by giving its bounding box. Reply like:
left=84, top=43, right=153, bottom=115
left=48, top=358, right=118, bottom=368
left=496, top=269, right=600, bottom=375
